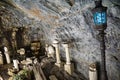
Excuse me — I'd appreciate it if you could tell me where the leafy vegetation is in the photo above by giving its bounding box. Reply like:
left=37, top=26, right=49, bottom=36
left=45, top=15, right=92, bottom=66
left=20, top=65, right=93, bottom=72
left=13, top=69, right=28, bottom=80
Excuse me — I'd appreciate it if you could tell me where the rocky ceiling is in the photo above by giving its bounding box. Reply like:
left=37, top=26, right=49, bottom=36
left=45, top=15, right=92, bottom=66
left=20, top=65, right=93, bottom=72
left=0, top=0, right=120, bottom=80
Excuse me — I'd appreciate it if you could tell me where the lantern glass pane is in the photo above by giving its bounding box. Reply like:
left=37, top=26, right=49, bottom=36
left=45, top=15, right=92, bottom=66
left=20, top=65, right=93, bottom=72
left=94, top=12, right=106, bottom=25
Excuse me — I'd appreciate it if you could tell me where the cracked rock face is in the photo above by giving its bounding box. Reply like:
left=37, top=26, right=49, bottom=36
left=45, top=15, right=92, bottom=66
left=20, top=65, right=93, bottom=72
left=0, top=0, right=120, bottom=80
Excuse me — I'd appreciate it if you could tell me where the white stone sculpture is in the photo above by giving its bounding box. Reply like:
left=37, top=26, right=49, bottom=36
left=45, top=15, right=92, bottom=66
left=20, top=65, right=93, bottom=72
left=52, top=39, right=62, bottom=68
left=21, top=58, right=32, bottom=65
left=19, top=48, right=25, bottom=55
left=45, top=44, right=49, bottom=55
left=62, top=42, right=74, bottom=75
left=89, top=63, right=97, bottom=80
left=33, top=58, right=38, bottom=64
left=4, top=47, right=11, bottom=64
left=47, top=45, right=55, bottom=58
left=4, top=46, right=8, bottom=52
left=0, top=51, right=3, bottom=64
left=13, top=59, right=19, bottom=71
left=0, top=75, right=3, bottom=80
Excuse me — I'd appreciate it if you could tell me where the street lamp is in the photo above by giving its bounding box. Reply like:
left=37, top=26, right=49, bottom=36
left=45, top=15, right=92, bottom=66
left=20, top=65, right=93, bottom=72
left=92, top=0, right=108, bottom=80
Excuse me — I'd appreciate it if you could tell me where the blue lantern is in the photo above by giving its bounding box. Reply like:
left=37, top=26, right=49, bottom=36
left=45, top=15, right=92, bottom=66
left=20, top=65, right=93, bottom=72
left=92, top=1, right=107, bottom=30
left=94, top=12, right=107, bottom=25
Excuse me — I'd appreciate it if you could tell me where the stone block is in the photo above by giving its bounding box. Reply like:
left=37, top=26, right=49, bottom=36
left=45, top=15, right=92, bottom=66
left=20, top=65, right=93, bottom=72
left=64, top=63, right=74, bottom=75
left=89, top=63, right=97, bottom=80
left=55, top=63, right=64, bottom=68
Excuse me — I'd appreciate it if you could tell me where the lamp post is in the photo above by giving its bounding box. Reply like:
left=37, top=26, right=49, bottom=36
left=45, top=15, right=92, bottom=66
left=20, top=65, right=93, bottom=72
left=92, top=0, right=108, bottom=80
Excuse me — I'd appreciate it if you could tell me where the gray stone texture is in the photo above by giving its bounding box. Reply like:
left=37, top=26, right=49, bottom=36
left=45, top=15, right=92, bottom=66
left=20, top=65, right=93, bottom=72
left=0, top=0, right=120, bottom=80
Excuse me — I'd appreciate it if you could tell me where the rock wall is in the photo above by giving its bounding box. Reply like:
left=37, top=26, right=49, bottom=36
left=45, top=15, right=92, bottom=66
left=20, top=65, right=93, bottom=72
left=0, top=0, right=120, bottom=80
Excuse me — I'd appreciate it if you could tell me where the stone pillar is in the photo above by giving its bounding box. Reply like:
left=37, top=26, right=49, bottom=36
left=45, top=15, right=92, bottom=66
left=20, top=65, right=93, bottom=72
left=0, top=51, right=3, bottom=64
left=4, top=47, right=11, bottom=64
left=62, top=43, right=74, bottom=75
left=89, top=63, right=97, bottom=80
left=45, top=44, right=49, bottom=55
left=62, top=43, right=70, bottom=64
left=48, top=45, right=55, bottom=58
left=52, top=40, right=62, bottom=68
left=13, top=59, right=19, bottom=71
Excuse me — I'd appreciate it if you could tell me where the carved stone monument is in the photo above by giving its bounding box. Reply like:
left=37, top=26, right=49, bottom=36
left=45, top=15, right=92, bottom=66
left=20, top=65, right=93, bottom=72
left=19, top=48, right=25, bottom=55
left=13, top=59, right=19, bottom=71
left=89, top=63, right=97, bottom=80
left=52, top=39, right=62, bottom=68
left=62, top=42, right=74, bottom=75
left=4, top=47, right=11, bottom=64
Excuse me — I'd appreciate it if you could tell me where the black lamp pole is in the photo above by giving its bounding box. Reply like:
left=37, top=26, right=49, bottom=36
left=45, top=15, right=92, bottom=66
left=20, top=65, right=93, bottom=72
left=99, top=30, right=108, bottom=80
left=92, top=0, right=108, bottom=80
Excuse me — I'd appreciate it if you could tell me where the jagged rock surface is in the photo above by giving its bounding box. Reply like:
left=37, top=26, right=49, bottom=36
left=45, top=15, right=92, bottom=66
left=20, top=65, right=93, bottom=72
left=0, top=0, right=120, bottom=80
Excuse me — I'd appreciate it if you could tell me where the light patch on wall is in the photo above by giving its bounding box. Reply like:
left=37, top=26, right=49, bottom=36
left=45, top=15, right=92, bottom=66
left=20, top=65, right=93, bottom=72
left=12, top=3, right=63, bottom=27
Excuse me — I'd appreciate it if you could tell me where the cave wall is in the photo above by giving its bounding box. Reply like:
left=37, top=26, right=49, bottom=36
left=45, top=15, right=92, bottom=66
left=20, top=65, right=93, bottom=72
left=0, top=0, right=120, bottom=80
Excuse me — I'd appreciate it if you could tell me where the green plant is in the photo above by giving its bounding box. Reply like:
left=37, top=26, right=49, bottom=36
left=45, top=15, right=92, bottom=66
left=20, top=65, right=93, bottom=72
left=13, top=69, right=28, bottom=80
